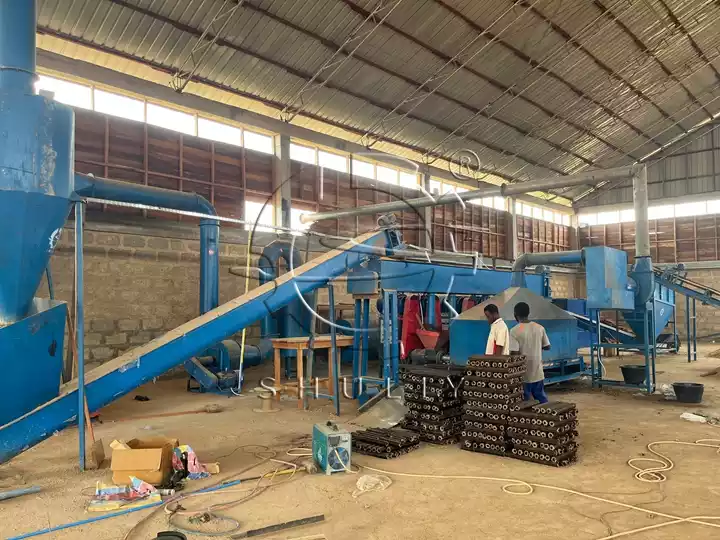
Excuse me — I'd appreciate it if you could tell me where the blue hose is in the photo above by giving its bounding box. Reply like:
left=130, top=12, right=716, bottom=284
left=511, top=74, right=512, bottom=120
left=8, top=480, right=243, bottom=539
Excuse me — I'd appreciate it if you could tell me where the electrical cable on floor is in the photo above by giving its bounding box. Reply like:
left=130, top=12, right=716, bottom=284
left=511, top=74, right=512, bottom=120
left=357, top=438, right=720, bottom=540
left=122, top=446, right=301, bottom=539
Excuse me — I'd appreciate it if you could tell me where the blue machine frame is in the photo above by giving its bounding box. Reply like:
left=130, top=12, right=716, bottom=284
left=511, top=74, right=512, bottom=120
left=0, top=229, right=403, bottom=464
left=346, top=259, right=549, bottom=403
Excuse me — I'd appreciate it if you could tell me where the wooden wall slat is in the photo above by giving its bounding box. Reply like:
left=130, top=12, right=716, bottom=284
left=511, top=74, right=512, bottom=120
left=579, top=215, right=720, bottom=263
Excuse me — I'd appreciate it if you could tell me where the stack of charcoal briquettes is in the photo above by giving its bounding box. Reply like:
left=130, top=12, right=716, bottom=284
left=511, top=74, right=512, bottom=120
left=460, top=354, right=525, bottom=456
left=401, top=365, right=464, bottom=444
left=507, top=401, right=578, bottom=467
left=351, top=428, right=420, bottom=459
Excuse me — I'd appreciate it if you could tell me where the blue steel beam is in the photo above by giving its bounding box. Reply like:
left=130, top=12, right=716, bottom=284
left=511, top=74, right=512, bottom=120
left=0, top=230, right=395, bottom=463
left=373, top=260, right=546, bottom=295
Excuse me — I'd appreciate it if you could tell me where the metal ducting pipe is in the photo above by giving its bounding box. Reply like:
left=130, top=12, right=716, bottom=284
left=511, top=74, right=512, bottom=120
left=73, top=173, right=220, bottom=314
left=510, top=250, right=584, bottom=287
left=630, top=165, right=654, bottom=305
left=299, top=165, right=637, bottom=224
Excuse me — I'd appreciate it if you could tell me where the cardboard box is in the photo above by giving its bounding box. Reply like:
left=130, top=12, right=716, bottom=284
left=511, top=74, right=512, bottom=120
left=110, top=437, right=179, bottom=486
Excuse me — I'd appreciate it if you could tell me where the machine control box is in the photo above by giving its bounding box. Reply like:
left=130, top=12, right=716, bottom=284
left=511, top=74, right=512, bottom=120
left=584, top=246, right=635, bottom=311
left=312, top=422, right=352, bottom=475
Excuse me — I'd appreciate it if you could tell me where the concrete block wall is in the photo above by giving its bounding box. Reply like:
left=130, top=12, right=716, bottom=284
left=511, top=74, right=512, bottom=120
left=549, top=273, right=581, bottom=299
left=48, top=219, right=262, bottom=373
left=672, top=269, right=720, bottom=340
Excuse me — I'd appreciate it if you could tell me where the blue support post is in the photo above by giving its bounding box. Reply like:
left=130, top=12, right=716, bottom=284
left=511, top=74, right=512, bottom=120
left=74, top=201, right=85, bottom=472
left=199, top=220, right=220, bottom=314
left=327, top=285, right=340, bottom=416
left=692, top=298, right=697, bottom=362
left=643, top=305, right=650, bottom=394
left=390, top=292, right=399, bottom=384
left=686, top=295, right=691, bottom=363
left=427, top=294, right=436, bottom=328
left=672, top=297, right=678, bottom=352
left=382, top=290, right=391, bottom=384
left=596, top=310, right=603, bottom=388
left=589, top=312, right=596, bottom=387
left=361, top=298, right=370, bottom=398
left=651, top=301, right=657, bottom=389
left=352, top=298, right=362, bottom=399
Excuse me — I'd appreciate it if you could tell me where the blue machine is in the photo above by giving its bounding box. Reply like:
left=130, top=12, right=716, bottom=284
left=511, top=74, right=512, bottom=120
left=0, top=1, right=73, bottom=428
left=184, top=240, right=317, bottom=393
left=346, top=259, right=550, bottom=402
left=0, top=228, right=403, bottom=463
left=584, top=247, right=636, bottom=311
left=450, top=287, right=585, bottom=383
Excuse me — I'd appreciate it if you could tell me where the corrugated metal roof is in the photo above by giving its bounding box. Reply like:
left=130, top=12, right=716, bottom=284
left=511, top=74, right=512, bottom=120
left=36, top=0, right=720, bottom=199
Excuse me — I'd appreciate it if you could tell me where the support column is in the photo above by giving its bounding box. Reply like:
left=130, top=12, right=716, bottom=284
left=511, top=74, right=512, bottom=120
left=508, top=196, right=519, bottom=260
left=272, top=134, right=291, bottom=229
left=569, top=213, right=580, bottom=250
left=420, top=167, right=432, bottom=249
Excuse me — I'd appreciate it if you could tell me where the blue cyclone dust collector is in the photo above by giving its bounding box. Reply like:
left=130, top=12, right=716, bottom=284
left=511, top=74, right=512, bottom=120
left=0, top=0, right=74, bottom=426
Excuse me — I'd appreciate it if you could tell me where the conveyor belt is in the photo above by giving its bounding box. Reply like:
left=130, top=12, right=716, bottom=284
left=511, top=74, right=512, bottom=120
left=0, top=230, right=396, bottom=463
left=654, top=268, right=720, bottom=310
left=571, top=312, right=636, bottom=344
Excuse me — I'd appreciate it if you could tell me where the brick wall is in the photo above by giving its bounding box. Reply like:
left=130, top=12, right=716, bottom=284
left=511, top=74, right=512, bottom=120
left=549, top=273, right=580, bottom=299
left=48, top=215, right=362, bottom=373
left=673, top=269, right=720, bottom=340
left=49, top=217, right=266, bottom=372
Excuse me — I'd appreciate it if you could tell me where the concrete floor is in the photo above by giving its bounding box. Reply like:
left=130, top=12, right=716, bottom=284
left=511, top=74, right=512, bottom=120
left=4, top=346, right=720, bottom=539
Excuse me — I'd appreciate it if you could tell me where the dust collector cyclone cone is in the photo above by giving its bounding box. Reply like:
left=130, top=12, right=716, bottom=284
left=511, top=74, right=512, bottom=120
left=0, top=191, right=71, bottom=325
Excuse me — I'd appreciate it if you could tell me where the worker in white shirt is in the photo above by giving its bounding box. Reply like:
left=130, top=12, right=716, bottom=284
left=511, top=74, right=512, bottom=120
left=509, top=301, right=551, bottom=404
left=483, top=304, right=509, bottom=355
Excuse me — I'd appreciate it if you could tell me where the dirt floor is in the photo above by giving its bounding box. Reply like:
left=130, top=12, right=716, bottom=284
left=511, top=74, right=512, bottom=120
left=4, top=346, right=720, bottom=540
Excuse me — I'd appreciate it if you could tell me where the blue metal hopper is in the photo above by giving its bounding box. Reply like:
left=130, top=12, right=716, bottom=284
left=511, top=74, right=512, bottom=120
left=623, top=283, right=674, bottom=343
left=0, top=192, right=72, bottom=324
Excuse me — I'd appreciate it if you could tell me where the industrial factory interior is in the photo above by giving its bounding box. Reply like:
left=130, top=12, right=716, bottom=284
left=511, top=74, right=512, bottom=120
left=6, top=0, right=720, bottom=538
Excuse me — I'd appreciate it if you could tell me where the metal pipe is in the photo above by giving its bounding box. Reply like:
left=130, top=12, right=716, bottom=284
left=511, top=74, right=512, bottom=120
left=300, top=186, right=500, bottom=223
left=74, top=200, right=85, bottom=472
left=391, top=292, right=399, bottom=384
left=501, top=165, right=635, bottom=196
left=632, top=165, right=650, bottom=258
left=0, top=0, right=36, bottom=92
left=352, top=298, right=361, bottom=399
left=74, top=173, right=220, bottom=313
left=300, top=165, right=637, bottom=224
left=328, top=285, right=340, bottom=416
left=0, top=485, right=41, bottom=502
left=361, top=297, right=370, bottom=398
left=630, top=164, right=654, bottom=305
left=510, top=250, right=583, bottom=287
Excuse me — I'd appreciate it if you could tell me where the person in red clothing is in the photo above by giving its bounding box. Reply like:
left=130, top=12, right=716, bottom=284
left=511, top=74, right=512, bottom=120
left=484, top=303, right=509, bottom=355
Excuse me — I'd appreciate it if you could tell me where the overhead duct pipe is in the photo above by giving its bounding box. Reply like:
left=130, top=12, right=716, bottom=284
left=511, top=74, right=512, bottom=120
left=630, top=164, right=654, bottom=305
left=510, top=251, right=583, bottom=287
left=73, top=174, right=220, bottom=314
left=299, top=165, right=636, bottom=224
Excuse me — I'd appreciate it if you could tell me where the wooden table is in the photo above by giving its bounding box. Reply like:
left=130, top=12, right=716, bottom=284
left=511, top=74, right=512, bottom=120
left=270, top=335, right=354, bottom=409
